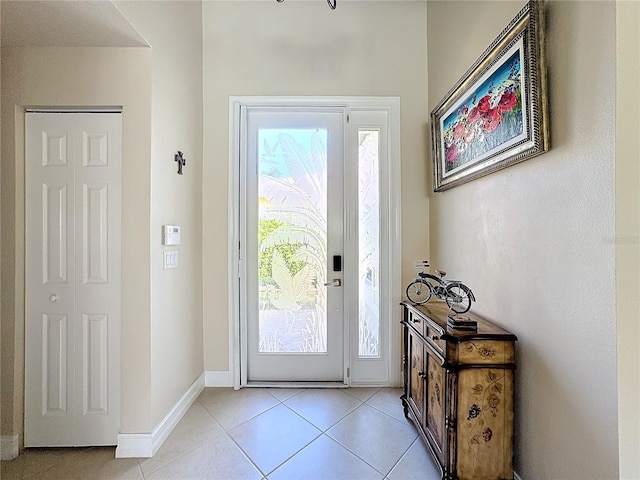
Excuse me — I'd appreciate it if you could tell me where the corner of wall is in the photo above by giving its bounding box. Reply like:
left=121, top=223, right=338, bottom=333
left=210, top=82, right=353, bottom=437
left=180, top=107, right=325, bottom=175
left=117, top=372, right=204, bottom=458
left=615, top=1, right=640, bottom=477
left=205, top=370, right=233, bottom=388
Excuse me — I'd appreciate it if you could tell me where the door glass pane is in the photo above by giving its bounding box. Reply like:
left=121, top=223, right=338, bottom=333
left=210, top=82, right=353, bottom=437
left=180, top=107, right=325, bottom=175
left=358, top=130, right=380, bottom=357
left=258, top=129, right=328, bottom=353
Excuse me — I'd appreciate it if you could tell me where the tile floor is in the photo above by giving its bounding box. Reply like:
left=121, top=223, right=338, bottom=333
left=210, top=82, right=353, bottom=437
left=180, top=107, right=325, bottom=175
left=1, top=387, right=441, bottom=480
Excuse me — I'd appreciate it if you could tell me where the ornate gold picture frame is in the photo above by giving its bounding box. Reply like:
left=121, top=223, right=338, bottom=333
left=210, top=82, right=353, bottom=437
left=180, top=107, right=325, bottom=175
left=431, top=0, right=549, bottom=192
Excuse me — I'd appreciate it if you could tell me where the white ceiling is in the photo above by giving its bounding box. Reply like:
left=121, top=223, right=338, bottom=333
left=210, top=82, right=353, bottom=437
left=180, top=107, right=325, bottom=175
left=1, top=0, right=148, bottom=47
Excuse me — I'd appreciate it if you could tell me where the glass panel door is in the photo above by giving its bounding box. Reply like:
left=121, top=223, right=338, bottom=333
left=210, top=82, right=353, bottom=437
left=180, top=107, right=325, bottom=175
left=245, top=108, right=344, bottom=382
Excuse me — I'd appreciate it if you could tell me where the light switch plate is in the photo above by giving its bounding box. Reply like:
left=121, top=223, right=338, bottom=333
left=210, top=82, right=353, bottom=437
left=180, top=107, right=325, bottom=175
left=163, top=250, right=178, bottom=269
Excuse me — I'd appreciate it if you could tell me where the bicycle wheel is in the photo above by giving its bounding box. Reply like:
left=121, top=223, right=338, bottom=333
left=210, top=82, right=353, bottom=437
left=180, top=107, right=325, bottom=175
left=406, top=280, right=432, bottom=305
left=445, top=283, right=472, bottom=313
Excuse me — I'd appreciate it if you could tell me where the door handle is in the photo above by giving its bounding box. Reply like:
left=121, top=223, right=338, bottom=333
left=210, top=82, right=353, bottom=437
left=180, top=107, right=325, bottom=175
left=49, top=294, right=58, bottom=302
left=323, top=279, right=342, bottom=287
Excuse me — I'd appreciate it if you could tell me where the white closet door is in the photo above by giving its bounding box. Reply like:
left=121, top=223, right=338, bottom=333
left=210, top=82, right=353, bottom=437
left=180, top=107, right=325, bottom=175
left=25, top=112, right=121, bottom=446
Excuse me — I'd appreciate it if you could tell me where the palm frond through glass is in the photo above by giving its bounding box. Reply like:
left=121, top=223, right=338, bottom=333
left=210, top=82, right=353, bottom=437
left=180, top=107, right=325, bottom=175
left=258, top=129, right=328, bottom=353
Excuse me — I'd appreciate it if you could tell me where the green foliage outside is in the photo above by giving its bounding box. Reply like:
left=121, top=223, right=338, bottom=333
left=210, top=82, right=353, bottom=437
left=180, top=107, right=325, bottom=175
left=259, top=219, right=305, bottom=281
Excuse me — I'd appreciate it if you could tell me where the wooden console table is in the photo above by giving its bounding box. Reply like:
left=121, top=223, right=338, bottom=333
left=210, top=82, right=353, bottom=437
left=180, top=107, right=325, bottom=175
left=400, top=301, right=517, bottom=480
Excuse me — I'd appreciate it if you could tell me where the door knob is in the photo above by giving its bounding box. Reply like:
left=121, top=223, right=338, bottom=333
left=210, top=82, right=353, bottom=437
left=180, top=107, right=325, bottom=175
left=49, top=294, right=58, bottom=302
left=323, top=279, right=342, bottom=287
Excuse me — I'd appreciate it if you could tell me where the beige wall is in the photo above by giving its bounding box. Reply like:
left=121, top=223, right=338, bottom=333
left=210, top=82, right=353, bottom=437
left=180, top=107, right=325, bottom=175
left=616, top=1, right=640, bottom=477
left=428, top=1, right=619, bottom=478
left=115, top=0, right=204, bottom=429
left=201, top=1, right=430, bottom=372
left=1, top=47, right=153, bottom=436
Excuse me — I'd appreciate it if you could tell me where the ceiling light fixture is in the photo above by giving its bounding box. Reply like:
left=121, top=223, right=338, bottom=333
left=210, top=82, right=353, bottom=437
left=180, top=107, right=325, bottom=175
left=276, top=0, right=336, bottom=10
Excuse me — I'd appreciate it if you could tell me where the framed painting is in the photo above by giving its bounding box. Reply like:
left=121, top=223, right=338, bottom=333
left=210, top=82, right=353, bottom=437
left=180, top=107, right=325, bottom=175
left=431, top=0, right=549, bottom=192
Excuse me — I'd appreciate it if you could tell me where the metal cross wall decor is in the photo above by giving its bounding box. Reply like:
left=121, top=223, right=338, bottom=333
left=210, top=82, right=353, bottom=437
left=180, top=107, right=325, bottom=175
left=175, top=151, right=186, bottom=175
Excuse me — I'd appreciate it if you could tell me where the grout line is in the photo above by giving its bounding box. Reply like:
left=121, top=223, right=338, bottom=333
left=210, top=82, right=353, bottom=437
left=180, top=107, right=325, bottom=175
left=361, top=400, right=414, bottom=428
left=384, top=435, right=421, bottom=478
left=197, top=390, right=282, bottom=433
left=322, top=428, right=390, bottom=478
left=321, top=401, right=419, bottom=477
left=279, top=395, right=364, bottom=433
left=136, top=401, right=227, bottom=478
left=342, top=386, right=382, bottom=402
left=222, top=405, right=323, bottom=479
left=215, top=394, right=320, bottom=477
left=136, top=437, right=211, bottom=478
left=220, top=431, right=267, bottom=479
left=223, top=402, right=284, bottom=433
left=259, top=431, right=323, bottom=478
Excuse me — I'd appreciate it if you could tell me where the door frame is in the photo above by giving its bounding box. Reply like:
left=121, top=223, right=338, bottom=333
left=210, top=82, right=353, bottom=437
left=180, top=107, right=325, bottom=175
left=229, top=96, right=402, bottom=388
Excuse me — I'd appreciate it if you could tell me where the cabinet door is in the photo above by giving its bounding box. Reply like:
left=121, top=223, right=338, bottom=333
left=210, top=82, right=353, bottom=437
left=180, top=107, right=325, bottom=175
left=456, top=368, right=514, bottom=479
left=407, top=329, right=425, bottom=424
left=425, top=351, right=446, bottom=464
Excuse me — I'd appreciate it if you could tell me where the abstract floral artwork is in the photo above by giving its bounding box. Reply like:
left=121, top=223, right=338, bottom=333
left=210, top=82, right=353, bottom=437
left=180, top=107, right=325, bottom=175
left=442, top=47, right=524, bottom=175
left=431, top=0, right=549, bottom=191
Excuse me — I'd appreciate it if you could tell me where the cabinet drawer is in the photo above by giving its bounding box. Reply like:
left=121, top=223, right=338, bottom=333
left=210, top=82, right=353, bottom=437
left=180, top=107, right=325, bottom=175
left=425, top=324, right=446, bottom=356
left=458, top=340, right=515, bottom=364
left=407, top=310, right=426, bottom=336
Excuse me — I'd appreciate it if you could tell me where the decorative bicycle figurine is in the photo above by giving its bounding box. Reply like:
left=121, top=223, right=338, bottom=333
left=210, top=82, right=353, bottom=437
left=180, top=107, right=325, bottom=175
left=406, top=260, right=475, bottom=313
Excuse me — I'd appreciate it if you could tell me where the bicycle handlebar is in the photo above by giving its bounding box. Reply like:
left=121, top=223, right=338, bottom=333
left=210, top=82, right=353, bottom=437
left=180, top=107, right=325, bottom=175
left=413, top=260, right=430, bottom=268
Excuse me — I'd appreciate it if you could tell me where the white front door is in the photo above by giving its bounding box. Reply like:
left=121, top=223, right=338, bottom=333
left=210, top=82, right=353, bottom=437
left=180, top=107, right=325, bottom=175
left=243, top=107, right=345, bottom=382
left=235, top=97, right=402, bottom=387
left=25, top=112, right=122, bottom=446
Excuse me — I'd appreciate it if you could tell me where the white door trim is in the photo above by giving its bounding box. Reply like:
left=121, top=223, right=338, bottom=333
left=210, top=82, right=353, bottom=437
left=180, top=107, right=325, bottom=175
left=229, top=96, right=402, bottom=389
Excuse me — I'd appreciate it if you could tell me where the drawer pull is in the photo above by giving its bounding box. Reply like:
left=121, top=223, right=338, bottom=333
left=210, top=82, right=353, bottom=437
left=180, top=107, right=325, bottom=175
left=431, top=335, right=439, bottom=341
left=418, top=371, right=427, bottom=379
left=412, top=317, right=421, bottom=323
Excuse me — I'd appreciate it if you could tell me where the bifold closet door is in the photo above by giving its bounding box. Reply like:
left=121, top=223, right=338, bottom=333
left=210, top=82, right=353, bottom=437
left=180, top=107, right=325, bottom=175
left=25, top=112, right=122, bottom=446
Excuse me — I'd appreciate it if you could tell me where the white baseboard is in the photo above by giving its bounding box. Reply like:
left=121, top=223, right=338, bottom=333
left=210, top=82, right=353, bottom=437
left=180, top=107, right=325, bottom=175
left=115, top=433, right=153, bottom=458
left=514, top=471, right=523, bottom=480
left=205, top=370, right=232, bottom=387
left=115, top=372, right=205, bottom=458
left=1, top=434, right=19, bottom=460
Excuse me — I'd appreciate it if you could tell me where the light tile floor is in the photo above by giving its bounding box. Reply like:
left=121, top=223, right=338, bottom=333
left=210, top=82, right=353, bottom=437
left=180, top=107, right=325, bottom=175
left=1, top=387, right=441, bottom=480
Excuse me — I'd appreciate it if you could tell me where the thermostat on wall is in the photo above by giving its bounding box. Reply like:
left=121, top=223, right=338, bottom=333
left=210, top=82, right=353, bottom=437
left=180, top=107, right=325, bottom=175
left=163, top=225, right=181, bottom=245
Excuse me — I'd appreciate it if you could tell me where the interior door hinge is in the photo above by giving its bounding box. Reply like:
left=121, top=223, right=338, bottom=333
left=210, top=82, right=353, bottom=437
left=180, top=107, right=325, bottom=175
left=346, top=113, right=350, bottom=124
left=347, top=367, right=350, bottom=378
